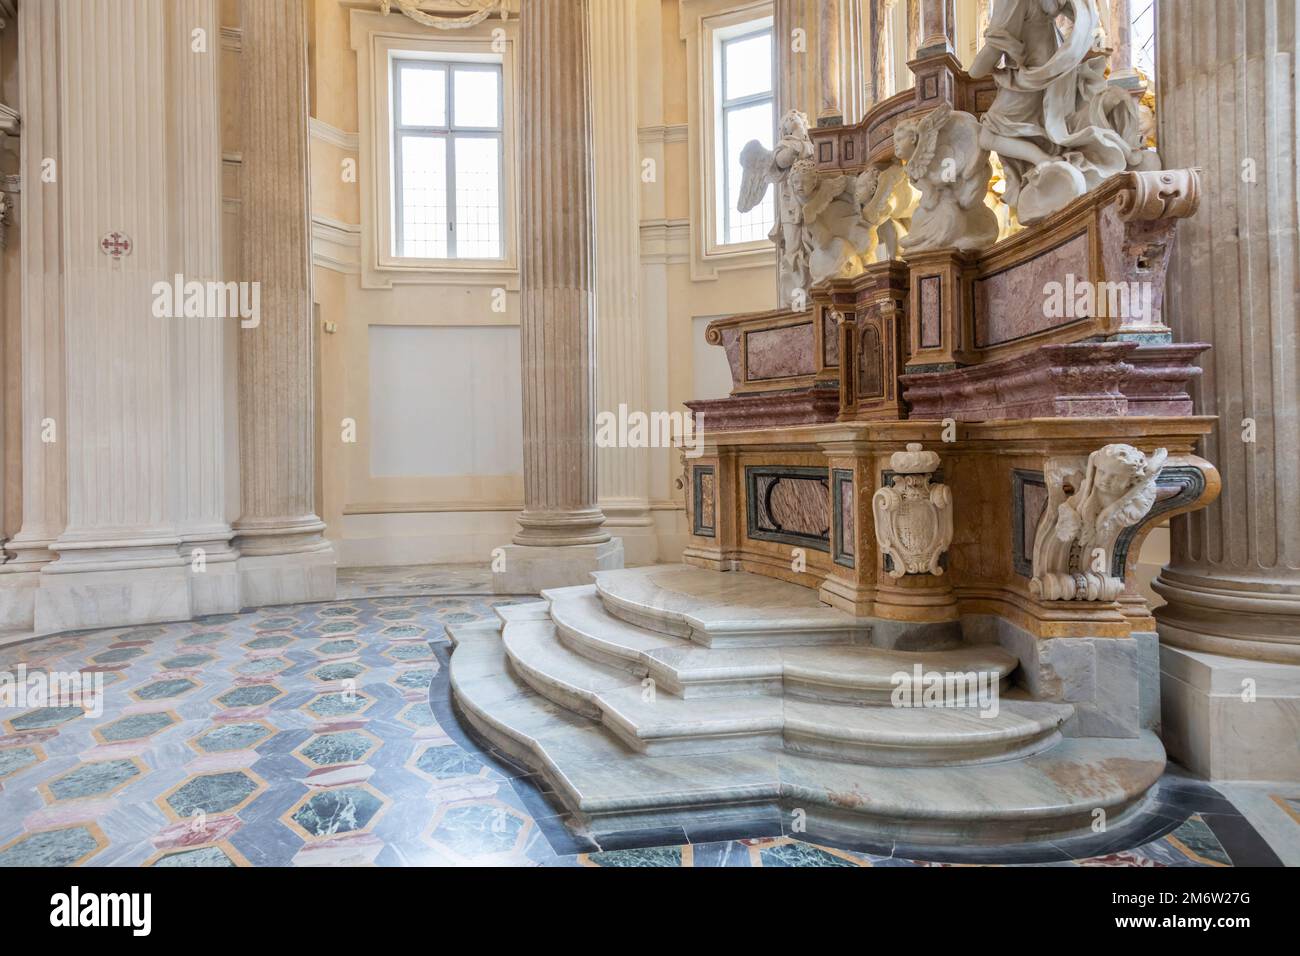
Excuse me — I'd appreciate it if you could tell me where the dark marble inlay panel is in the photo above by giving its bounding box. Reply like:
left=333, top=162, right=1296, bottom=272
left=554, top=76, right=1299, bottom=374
left=746, top=466, right=830, bottom=552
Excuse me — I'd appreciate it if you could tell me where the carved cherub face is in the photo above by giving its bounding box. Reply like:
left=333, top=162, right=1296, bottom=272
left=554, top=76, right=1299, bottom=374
left=894, top=122, right=918, bottom=162
left=789, top=161, right=818, bottom=200
left=1093, top=454, right=1142, bottom=501
left=780, top=110, right=809, bottom=141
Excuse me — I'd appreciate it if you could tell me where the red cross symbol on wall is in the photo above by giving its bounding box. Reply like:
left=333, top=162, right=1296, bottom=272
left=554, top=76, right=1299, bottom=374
left=99, top=231, right=132, bottom=259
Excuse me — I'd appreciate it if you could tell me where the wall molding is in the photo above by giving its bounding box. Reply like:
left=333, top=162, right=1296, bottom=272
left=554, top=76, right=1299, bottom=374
left=309, top=117, right=360, bottom=151
left=312, top=214, right=362, bottom=274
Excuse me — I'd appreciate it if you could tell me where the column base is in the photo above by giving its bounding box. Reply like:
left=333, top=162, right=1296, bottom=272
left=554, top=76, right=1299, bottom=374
left=0, top=569, right=40, bottom=631
left=1159, top=642, right=1300, bottom=782
left=493, top=538, right=624, bottom=594
left=236, top=548, right=337, bottom=609
left=34, top=564, right=192, bottom=635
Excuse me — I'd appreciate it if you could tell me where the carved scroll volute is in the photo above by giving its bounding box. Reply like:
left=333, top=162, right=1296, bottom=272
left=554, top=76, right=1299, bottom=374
left=1117, top=168, right=1201, bottom=221
left=873, top=443, right=953, bottom=578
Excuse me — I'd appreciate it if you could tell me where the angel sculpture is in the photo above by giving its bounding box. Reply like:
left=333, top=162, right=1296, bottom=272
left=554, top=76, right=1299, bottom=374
left=1030, top=443, right=1167, bottom=602
left=893, top=103, right=1000, bottom=253
left=854, top=162, right=919, bottom=262
left=969, top=0, right=1160, bottom=224
left=787, top=160, right=877, bottom=285
left=737, top=110, right=815, bottom=308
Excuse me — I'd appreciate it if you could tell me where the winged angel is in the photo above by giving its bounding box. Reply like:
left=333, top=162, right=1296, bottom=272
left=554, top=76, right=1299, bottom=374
left=894, top=103, right=1000, bottom=253
left=1031, top=444, right=1167, bottom=601
left=738, top=110, right=816, bottom=308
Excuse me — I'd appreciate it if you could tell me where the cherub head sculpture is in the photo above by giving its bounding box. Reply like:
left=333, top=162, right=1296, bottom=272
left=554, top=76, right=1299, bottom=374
left=788, top=159, right=820, bottom=203
left=893, top=117, right=922, bottom=164
left=779, top=109, right=810, bottom=143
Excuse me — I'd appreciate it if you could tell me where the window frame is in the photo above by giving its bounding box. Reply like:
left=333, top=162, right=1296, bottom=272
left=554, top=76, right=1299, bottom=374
left=716, top=23, right=776, bottom=247
left=391, top=58, right=505, bottom=260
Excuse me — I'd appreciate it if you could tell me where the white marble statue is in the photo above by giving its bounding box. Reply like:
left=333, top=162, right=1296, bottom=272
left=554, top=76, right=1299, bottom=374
left=894, top=103, right=1001, bottom=253
left=738, top=110, right=816, bottom=308
left=873, top=443, right=954, bottom=578
left=789, top=159, right=877, bottom=285
left=969, top=0, right=1160, bottom=224
left=854, top=162, right=919, bottom=261
left=1031, top=443, right=1167, bottom=602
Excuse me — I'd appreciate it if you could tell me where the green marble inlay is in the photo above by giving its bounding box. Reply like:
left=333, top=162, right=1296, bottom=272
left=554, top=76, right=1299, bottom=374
left=0, top=825, right=99, bottom=867
left=394, top=668, right=434, bottom=690
left=91, top=646, right=146, bottom=664
left=313, top=661, right=365, bottom=682
left=317, top=621, right=359, bottom=636
left=152, top=845, right=237, bottom=867
left=99, top=711, right=176, bottom=741
left=318, top=605, right=360, bottom=618
left=439, top=613, right=477, bottom=625
left=399, top=703, right=436, bottom=727
left=161, top=653, right=214, bottom=669
left=181, top=631, right=225, bottom=646
left=308, top=692, right=368, bottom=717
left=217, top=684, right=281, bottom=708
left=48, top=759, right=139, bottom=801
left=134, top=678, right=197, bottom=701
left=383, top=624, right=427, bottom=638
left=9, top=706, right=83, bottom=731
left=758, top=842, right=860, bottom=867
left=430, top=804, right=524, bottom=857
left=193, top=722, right=271, bottom=753
left=386, top=642, right=433, bottom=661
left=256, top=617, right=300, bottom=631
left=236, top=657, right=289, bottom=676
left=0, top=746, right=40, bottom=779
left=291, top=787, right=382, bottom=837
left=587, top=846, right=684, bottom=867
left=166, top=770, right=259, bottom=818
left=415, top=746, right=483, bottom=780
left=1169, top=815, right=1233, bottom=866
left=245, top=635, right=293, bottom=650
left=317, top=639, right=361, bottom=656
left=301, top=731, right=374, bottom=766
left=378, top=610, right=418, bottom=621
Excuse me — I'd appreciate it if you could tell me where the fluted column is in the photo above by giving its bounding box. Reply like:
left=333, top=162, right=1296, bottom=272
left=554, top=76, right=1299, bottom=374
left=1152, top=0, right=1299, bottom=780
left=514, top=0, right=607, bottom=548
left=172, top=0, right=237, bottom=613
left=233, top=0, right=335, bottom=604
left=590, top=0, right=653, bottom=562
left=0, top=0, right=66, bottom=628
left=495, top=0, right=622, bottom=591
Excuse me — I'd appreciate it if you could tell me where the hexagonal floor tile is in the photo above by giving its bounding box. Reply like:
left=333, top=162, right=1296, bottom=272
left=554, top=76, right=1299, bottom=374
left=397, top=702, right=437, bottom=729
left=0, top=824, right=105, bottom=866
left=216, top=684, right=282, bottom=709
left=95, top=710, right=177, bottom=743
left=162, top=770, right=262, bottom=820
left=296, top=730, right=379, bottom=767
left=180, top=631, right=226, bottom=647
left=315, top=639, right=362, bottom=658
left=317, top=605, right=361, bottom=619
left=286, top=785, right=385, bottom=839
left=393, top=667, right=436, bottom=691
left=0, top=744, right=43, bottom=780
left=131, top=677, right=198, bottom=702
left=190, top=721, right=273, bottom=754
left=314, top=620, right=362, bottom=638
left=304, top=691, right=372, bottom=719
left=426, top=802, right=530, bottom=860
left=42, top=758, right=142, bottom=802
left=148, top=843, right=246, bottom=867
left=233, top=656, right=291, bottom=677
left=5, top=706, right=83, bottom=734
left=244, top=634, right=294, bottom=651
left=160, top=652, right=215, bottom=670
left=377, top=609, right=420, bottom=622
left=412, top=745, right=487, bottom=781
left=311, top=661, right=366, bottom=683
left=384, top=642, right=434, bottom=662
left=254, top=616, right=301, bottom=632
left=380, top=624, right=428, bottom=640
left=90, top=646, right=146, bottom=665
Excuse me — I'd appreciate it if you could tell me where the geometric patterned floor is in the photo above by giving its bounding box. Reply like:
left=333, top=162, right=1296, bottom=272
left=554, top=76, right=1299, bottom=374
left=0, top=589, right=1292, bottom=867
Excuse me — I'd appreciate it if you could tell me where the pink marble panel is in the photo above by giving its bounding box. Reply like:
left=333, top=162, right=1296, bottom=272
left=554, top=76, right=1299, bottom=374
left=745, top=323, right=816, bottom=381
left=973, top=230, right=1091, bottom=348
left=919, top=276, right=942, bottom=349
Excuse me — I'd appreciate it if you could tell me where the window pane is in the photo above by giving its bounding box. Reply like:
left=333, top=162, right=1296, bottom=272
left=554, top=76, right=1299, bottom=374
left=399, top=65, right=447, bottom=127
left=453, top=68, right=500, bottom=128
left=725, top=101, right=774, bottom=244
left=723, top=31, right=772, bottom=101
left=454, top=136, right=502, bottom=259
left=399, top=135, right=448, bottom=258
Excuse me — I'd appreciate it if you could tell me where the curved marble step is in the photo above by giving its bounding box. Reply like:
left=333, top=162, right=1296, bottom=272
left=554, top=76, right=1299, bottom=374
left=592, top=564, right=871, bottom=648
left=547, top=587, right=1016, bottom=704
left=502, top=614, right=1068, bottom=766
left=448, top=622, right=1165, bottom=846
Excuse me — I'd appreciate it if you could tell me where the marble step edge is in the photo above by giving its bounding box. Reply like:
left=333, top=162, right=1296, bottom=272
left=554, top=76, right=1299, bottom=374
left=547, top=587, right=1016, bottom=704
left=501, top=616, right=1072, bottom=765
left=448, top=625, right=1166, bottom=844
left=588, top=568, right=872, bottom=647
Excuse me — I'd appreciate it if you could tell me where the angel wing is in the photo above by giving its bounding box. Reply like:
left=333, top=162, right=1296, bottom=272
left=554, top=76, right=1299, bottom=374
left=738, top=140, right=775, bottom=213
left=906, top=102, right=950, bottom=180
